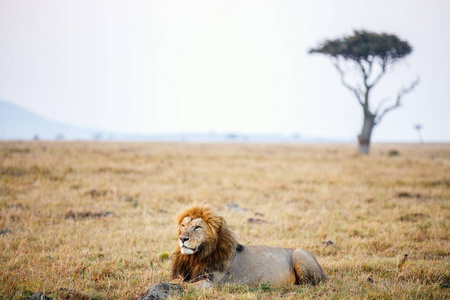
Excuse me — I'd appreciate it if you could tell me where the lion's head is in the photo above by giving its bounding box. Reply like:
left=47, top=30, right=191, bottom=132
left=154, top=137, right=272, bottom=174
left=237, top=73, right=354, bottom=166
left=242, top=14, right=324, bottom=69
left=177, top=215, right=208, bottom=255
left=171, top=205, right=238, bottom=282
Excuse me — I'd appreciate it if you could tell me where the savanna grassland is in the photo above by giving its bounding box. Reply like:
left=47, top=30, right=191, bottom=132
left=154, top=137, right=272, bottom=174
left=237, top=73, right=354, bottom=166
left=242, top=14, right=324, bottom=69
left=0, top=141, right=449, bottom=299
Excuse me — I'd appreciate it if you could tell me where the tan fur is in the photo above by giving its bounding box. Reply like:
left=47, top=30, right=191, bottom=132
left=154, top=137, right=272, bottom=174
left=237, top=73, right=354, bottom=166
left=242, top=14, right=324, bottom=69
left=171, top=205, right=326, bottom=287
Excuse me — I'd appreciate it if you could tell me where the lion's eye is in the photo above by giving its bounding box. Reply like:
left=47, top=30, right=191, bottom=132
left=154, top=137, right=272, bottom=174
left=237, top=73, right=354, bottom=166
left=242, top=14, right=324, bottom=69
left=194, top=226, right=201, bottom=231
left=181, top=224, right=185, bottom=228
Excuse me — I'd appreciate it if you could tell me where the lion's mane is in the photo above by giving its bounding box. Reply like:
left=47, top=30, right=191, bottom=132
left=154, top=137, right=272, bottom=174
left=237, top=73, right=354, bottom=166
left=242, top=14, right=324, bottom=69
left=171, top=205, right=238, bottom=282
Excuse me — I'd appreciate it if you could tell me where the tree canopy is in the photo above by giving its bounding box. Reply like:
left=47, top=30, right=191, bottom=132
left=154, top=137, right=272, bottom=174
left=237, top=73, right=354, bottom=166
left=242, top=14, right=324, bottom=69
left=309, top=30, right=412, bottom=65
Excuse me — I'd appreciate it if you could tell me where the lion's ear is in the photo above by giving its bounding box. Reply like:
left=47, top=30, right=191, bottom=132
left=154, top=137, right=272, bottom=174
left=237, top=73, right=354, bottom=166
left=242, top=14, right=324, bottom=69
left=207, top=215, right=224, bottom=233
left=175, top=210, right=188, bottom=227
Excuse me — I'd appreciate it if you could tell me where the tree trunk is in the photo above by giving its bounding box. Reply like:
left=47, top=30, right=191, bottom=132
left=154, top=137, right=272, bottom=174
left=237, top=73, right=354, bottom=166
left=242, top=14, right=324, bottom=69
left=358, top=113, right=376, bottom=155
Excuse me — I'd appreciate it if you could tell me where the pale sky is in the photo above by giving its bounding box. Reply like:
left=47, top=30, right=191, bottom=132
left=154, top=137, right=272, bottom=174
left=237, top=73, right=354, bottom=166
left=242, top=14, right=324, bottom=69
left=1, top=0, right=449, bottom=142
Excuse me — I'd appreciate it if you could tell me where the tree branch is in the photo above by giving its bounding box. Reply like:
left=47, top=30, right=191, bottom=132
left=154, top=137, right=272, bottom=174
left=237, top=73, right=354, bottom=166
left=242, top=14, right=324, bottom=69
left=333, top=61, right=365, bottom=108
left=368, top=60, right=386, bottom=89
left=375, top=76, right=420, bottom=124
left=357, top=60, right=369, bottom=89
left=367, top=59, right=374, bottom=79
left=375, top=97, right=391, bottom=115
left=357, top=60, right=375, bottom=114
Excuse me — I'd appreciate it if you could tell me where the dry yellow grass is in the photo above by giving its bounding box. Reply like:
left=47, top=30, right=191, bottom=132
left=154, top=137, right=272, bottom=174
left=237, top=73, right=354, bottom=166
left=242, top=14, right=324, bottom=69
left=0, top=141, right=449, bottom=299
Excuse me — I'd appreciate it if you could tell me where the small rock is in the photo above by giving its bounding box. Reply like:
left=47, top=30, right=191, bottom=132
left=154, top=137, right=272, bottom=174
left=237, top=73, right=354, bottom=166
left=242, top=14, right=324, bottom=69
left=367, top=277, right=374, bottom=283
left=139, top=282, right=184, bottom=300
left=0, top=228, right=10, bottom=235
left=65, top=211, right=116, bottom=220
left=322, top=240, right=334, bottom=246
left=247, top=218, right=268, bottom=224
left=102, top=211, right=116, bottom=217
left=226, top=203, right=246, bottom=212
left=23, top=292, right=52, bottom=300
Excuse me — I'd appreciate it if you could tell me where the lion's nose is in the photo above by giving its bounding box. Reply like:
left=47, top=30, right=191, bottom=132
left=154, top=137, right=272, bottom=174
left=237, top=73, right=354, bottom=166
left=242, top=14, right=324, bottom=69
left=179, top=237, right=189, bottom=243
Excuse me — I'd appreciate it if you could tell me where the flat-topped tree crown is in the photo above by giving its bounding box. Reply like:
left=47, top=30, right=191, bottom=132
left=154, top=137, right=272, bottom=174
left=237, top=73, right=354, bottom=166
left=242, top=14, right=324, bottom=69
left=309, top=30, right=412, bottom=64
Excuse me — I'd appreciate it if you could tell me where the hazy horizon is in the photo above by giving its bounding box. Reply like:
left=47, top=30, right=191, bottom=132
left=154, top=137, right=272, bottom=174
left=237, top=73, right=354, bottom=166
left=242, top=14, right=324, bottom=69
left=1, top=0, right=449, bottom=142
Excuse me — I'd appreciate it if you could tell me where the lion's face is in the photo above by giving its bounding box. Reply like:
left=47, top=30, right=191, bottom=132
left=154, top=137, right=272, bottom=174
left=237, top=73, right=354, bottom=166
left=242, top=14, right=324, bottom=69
left=178, top=216, right=208, bottom=255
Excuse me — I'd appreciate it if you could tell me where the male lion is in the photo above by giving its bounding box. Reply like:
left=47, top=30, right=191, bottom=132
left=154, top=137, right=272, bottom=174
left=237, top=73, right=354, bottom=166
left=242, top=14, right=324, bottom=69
left=171, top=205, right=325, bottom=287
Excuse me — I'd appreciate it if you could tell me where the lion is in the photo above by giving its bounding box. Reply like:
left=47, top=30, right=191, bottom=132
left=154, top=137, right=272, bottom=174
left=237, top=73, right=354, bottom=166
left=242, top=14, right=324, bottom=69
left=171, top=205, right=325, bottom=288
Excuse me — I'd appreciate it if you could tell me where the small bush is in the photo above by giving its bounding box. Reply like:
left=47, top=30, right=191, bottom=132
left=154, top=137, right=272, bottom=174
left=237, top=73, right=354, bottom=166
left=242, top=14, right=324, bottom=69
left=388, top=149, right=400, bottom=157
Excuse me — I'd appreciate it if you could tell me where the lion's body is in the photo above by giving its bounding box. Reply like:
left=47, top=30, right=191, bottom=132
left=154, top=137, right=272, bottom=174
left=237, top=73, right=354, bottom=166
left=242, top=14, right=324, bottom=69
left=218, top=246, right=296, bottom=286
left=171, top=205, right=325, bottom=287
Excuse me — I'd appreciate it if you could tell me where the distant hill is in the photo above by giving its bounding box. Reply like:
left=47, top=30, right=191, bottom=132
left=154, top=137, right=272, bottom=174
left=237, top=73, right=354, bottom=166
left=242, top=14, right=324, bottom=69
left=0, top=100, right=97, bottom=140
left=0, top=100, right=336, bottom=142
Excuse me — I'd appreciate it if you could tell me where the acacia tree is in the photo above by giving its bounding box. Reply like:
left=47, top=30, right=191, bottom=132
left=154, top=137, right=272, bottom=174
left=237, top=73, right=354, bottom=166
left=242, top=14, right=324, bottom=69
left=309, top=30, right=419, bottom=154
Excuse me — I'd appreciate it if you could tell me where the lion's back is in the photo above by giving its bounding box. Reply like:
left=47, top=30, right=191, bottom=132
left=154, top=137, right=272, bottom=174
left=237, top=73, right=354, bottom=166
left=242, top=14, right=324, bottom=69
left=220, top=245, right=297, bottom=287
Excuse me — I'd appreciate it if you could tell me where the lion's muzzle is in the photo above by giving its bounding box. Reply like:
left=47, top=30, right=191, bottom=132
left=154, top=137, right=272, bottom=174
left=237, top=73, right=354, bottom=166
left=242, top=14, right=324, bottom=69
left=179, top=236, right=197, bottom=255
left=180, top=245, right=197, bottom=255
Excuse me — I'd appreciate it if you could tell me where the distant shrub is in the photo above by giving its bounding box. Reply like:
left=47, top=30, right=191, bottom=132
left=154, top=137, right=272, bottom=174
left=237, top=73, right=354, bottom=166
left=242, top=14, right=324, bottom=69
left=388, top=149, right=400, bottom=157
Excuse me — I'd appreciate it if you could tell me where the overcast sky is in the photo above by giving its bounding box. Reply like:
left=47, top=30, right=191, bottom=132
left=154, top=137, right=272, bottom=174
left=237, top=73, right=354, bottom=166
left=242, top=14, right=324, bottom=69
left=1, top=0, right=449, bottom=142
